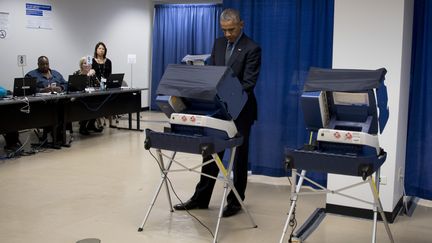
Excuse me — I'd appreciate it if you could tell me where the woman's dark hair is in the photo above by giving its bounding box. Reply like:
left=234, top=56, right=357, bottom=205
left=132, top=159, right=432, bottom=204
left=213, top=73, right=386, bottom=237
left=94, top=42, right=107, bottom=58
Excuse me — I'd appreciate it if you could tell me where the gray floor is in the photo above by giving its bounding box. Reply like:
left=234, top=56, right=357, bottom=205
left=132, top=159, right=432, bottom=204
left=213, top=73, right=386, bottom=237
left=0, top=111, right=431, bottom=243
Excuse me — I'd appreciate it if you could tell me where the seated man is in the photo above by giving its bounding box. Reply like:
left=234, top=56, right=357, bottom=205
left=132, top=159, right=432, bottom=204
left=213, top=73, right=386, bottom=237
left=25, top=56, right=69, bottom=148
left=25, top=56, right=67, bottom=93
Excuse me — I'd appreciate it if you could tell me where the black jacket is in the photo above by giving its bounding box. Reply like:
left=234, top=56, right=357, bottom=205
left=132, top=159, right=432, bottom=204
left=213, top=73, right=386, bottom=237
left=210, top=34, right=261, bottom=121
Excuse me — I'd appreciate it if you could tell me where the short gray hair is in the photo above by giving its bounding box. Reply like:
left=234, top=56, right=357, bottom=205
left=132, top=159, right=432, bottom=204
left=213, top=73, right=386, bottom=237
left=220, top=8, right=241, bottom=23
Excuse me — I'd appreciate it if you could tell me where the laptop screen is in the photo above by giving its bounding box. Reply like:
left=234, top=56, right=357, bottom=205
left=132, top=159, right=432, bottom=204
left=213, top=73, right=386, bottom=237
left=13, top=77, right=37, bottom=97
left=68, top=75, right=88, bottom=93
left=106, top=73, right=124, bottom=89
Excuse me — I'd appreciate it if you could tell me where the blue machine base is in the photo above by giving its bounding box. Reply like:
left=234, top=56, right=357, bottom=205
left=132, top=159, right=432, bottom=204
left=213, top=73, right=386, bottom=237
left=285, top=147, right=386, bottom=179
left=145, top=129, right=243, bottom=156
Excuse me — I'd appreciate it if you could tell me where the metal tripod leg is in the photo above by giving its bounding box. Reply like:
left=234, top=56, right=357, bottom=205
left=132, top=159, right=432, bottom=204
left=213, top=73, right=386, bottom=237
left=159, top=150, right=175, bottom=211
left=368, top=169, right=394, bottom=243
left=214, top=172, right=230, bottom=243
left=212, top=148, right=257, bottom=243
left=371, top=170, right=379, bottom=243
left=138, top=150, right=176, bottom=231
left=280, top=169, right=306, bottom=243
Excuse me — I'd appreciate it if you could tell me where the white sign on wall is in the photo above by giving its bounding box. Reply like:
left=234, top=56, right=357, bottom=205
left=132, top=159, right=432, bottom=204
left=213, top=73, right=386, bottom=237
left=0, top=12, right=9, bottom=39
left=17, top=55, right=27, bottom=67
left=26, top=3, right=52, bottom=30
left=128, top=54, right=137, bottom=64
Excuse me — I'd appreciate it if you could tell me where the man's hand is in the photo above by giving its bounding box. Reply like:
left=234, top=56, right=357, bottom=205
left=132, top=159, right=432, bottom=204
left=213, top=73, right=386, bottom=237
left=41, top=86, right=62, bottom=93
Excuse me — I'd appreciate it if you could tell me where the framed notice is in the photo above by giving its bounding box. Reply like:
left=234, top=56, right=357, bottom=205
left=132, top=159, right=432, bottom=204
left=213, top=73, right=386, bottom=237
left=26, top=3, right=52, bottom=29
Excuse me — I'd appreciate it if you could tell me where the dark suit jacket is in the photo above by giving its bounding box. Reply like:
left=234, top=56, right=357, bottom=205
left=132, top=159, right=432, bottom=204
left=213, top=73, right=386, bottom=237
left=210, top=33, right=261, bottom=121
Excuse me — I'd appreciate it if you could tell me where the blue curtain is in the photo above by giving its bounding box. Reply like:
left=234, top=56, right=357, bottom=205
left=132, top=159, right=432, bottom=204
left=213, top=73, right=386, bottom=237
left=223, top=0, right=334, bottom=184
left=151, top=4, right=222, bottom=109
left=405, top=0, right=432, bottom=200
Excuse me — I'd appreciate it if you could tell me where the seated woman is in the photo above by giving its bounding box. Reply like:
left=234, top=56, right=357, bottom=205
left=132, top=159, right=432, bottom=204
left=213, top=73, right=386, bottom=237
left=74, top=57, right=103, bottom=135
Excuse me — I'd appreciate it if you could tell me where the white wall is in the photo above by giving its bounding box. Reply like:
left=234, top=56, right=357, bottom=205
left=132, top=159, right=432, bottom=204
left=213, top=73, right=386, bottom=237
left=328, top=0, right=413, bottom=212
left=0, top=0, right=153, bottom=107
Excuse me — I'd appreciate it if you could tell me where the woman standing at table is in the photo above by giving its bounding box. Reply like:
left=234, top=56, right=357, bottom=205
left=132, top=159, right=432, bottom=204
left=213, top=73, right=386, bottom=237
left=92, top=41, right=117, bottom=127
left=92, top=42, right=112, bottom=84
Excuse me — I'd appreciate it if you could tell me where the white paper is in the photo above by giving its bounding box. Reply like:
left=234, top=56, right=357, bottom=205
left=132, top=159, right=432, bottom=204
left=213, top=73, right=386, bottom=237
left=332, top=92, right=369, bottom=106
left=17, top=55, right=27, bottom=67
left=86, top=55, right=93, bottom=65
left=182, top=54, right=211, bottom=63
left=0, top=12, right=9, bottom=39
left=128, top=54, right=137, bottom=64
left=26, top=3, right=53, bottom=30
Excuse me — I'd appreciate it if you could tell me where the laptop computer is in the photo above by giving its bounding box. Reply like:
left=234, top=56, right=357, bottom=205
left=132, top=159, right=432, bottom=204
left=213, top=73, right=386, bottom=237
left=13, top=77, right=37, bottom=97
left=105, top=73, right=124, bottom=89
left=67, top=75, right=88, bottom=93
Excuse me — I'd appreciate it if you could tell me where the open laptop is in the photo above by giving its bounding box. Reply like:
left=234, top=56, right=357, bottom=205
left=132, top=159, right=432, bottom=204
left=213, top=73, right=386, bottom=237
left=105, top=73, right=124, bottom=89
left=67, top=75, right=88, bottom=93
left=13, top=77, right=37, bottom=97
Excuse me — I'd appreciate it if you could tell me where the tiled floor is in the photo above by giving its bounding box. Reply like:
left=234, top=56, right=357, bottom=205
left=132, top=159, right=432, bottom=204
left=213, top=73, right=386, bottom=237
left=0, top=111, right=431, bottom=243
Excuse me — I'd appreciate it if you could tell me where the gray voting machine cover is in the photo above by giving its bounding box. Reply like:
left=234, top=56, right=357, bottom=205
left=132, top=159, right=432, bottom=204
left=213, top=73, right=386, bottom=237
left=304, top=67, right=387, bottom=92
left=303, top=67, right=389, bottom=133
left=156, top=64, right=247, bottom=120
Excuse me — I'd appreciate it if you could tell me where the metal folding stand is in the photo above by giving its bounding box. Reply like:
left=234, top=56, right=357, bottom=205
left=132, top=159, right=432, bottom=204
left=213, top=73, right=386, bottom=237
left=138, top=147, right=257, bottom=243
left=279, top=67, right=394, bottom=242
left=280, top=168, right=394, bottom=243
left=141, top=64, right=257, bottom=242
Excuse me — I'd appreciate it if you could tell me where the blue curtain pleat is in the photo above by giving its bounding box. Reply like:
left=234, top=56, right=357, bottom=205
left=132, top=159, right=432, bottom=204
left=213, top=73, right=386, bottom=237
left=405, top=0, right=432, bottom=200
left=223, top=0, right=334, bottom=184
left=151, top=4, right=222, bottom=109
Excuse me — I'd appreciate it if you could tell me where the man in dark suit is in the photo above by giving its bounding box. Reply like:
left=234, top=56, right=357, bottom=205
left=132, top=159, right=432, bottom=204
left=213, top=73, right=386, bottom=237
left=174, top=8, right=261, bottom=217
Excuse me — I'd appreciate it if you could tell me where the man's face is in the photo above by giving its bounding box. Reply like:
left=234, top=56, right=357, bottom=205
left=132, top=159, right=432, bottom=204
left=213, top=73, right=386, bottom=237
left=220, top=19, right=243, bottom=43
left=38, top=58, right=50, bottom=73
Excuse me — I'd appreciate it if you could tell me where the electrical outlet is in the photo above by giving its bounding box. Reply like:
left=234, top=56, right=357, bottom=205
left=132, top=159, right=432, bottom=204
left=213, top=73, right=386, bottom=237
left=380, top=176, right=387, bottom=185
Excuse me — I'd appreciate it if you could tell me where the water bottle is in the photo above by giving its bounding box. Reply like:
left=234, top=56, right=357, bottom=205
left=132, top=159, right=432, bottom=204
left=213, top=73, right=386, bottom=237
left=100, top=77, right=106, bottom=90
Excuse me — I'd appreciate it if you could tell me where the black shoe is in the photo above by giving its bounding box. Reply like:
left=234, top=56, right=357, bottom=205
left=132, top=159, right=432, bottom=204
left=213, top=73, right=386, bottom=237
left=173, top=199, right=208, bottom=210
left=222, top=204, right=241, bottom=217
left=51, top=143, right=62, bottom=149
left=79, top=128, right=90, bottom=135
left=4, top=143, right=21, bottom=152
left=87, top=125, right=103, bottom=133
